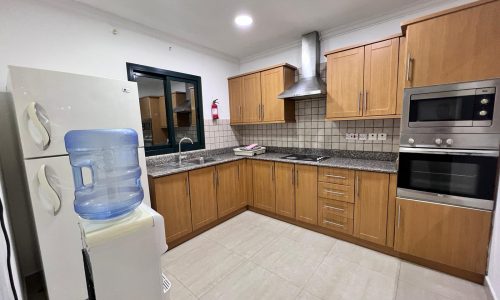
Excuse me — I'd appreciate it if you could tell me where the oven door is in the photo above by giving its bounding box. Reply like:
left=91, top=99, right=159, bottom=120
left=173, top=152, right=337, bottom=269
left=397, top=148, right=499, bottom=210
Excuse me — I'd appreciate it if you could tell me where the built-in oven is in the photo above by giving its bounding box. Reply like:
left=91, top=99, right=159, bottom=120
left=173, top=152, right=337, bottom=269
left=397, top=147, right=498, bottom=210
left=398, top=78, right=500, bottom=211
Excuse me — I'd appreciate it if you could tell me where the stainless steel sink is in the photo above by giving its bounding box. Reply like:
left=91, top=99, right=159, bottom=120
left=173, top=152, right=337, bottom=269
left=184, top=157, right=217, bottom=165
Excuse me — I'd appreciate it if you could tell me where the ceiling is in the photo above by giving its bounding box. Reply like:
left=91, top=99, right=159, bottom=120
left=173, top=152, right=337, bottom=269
left=74, top=0, right=442, bottom=60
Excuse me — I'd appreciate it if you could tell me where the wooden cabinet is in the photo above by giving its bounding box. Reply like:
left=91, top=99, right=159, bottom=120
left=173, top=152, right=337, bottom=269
left=295, top=165, right=318, bottom=225
left=244, top=159, right=254, bottom=206
left=252, top=160, right=276, bottom=213
left=326, top=47, right=364, bottom=119
left=140, top=96, right=168, bottom=145
left=216, top=161, right=242, bottom=218
left=363, top=39, right=399, bottom=116
left=402, top=0, right=500, bottom=88
left=242, top=73, right=262, bottom=123
left=354, top=171, right=389, bottom=246
left=228, top=64, right=296, bottom=124
left=189, top=167, right=218, bottom=231
left=275, top=162, right=295, bottom=218
left=260, top=67, right=295, bottom=122
left=151, top=172, right=192, bottom=243
left=325, top=38, right=401, bottom=120
left=228, top=77, right=244, bottom=124
left=394, top=198, right=492, bottom=274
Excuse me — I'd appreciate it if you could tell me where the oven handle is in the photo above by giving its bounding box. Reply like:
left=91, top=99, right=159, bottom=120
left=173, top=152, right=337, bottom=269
left=399, top=147, right=499, bottom=157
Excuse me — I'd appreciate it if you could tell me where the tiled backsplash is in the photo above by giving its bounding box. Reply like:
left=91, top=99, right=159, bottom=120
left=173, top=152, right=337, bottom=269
left=204, top=119, right=240, bottom=149
left=236, top=99, right=401, bottom=152
left=203, top=98, right=401, bottom=152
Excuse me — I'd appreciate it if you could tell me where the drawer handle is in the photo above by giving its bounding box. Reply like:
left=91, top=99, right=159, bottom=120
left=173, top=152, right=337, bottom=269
left=324, top=174, right=346, bottom=179
left=324, top=205, right=344, bottom=212
left=323, top=220, right=345, bottom=228
left=324, top=190, right=344, bottom=196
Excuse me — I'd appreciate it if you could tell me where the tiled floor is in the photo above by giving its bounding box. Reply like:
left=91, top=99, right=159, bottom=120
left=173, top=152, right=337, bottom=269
left=162, top=211, right=487, bottom=300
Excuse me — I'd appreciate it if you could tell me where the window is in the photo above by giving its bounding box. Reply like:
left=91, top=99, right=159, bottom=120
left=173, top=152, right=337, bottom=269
left=126, top=63, right=205, bottom=156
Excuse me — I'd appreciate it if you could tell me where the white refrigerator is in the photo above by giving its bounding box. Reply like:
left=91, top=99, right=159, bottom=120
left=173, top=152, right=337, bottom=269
left=2, top=66, right=167, bottom=299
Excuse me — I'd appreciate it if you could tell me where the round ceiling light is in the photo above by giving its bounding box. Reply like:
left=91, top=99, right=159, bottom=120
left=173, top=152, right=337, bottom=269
left=234, top=15, right=253, bottom=27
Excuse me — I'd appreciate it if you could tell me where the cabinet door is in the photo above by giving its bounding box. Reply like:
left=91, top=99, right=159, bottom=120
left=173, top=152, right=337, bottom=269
left=242, top=73, right=262, bottom=123
left=394, top=198, right=492, bottom=274
left=152, top=173, right=192, bottom=243
left=236, top=160, right=248, bottom=209
left=245, top=159, right=254, bottom=206
left=326, top=47, right=364, bottom=119
left=189, top=167, right=218, bottom=231
left=363, top=38, right=399, bottom=116
left=275, top=162, right=295, bottom=218
left=216, top=161, right=241, bottom=218
left=252, top=160, right=276, bottom=213
left=405, top=1, right=500, bottom=87
left=353, top=171, right=389, bottom=246
left=396, top=37, right=406, bottom=115
left=295, top=165, right=318, bottom=225
left=228, top=77, right=244, bottom=124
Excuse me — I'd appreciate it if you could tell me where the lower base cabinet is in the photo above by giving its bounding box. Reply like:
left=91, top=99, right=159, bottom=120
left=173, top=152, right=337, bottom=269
left=216, top=161, right=244, bottom=218
left=275, top=162, right=295, bottom=218
left=295, top=165, right=318, bottom=225
left=151, top=172, right=193, bottom=243
left=252, top=160, right=276, bottom=213
left=394, top=198, right=492, bottom=274
left=189, top=167, right=218, bottom=231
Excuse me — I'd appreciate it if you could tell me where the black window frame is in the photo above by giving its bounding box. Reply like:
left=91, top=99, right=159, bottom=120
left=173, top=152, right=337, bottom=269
left=126, top=62, right=205, bottom=156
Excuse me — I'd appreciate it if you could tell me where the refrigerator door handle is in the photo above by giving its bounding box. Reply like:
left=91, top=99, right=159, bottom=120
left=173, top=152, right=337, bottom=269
left=37, top=164, right=61, bottom=215
left=27, top=102, right=51, bottom=150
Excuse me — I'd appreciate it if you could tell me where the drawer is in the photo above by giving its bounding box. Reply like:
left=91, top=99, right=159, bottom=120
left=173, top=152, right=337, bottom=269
left=318, top=167, right=354, bottom=185
left=319, top=213, right=353, bottom=235
left=319, top=198, right=354, bottom=219
left=318, top=182, right=354, bottom=203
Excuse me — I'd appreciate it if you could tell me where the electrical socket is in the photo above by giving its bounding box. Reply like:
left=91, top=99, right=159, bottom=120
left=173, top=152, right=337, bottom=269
left=358, top=133, right=368, bottom=141
left=368, top=133, right=377, bottom=140
left=377, top=133, right=387, bottom=141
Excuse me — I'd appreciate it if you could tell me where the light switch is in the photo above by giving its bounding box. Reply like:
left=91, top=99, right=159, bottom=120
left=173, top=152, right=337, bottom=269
left=377, top=133, right=387, bottom=141
left=358, top=133, right=367, bottom=141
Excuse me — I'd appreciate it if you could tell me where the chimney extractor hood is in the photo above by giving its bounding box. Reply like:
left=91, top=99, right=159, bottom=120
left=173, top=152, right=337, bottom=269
left=278, top=31, right=326, bottom=100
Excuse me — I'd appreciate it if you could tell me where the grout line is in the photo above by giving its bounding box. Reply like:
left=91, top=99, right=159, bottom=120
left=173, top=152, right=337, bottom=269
left=393, top=260, right=402, bottom=300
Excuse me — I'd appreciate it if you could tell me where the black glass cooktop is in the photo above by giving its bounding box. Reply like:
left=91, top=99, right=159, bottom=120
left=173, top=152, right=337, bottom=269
left=281, top=154, right=329, bottom=162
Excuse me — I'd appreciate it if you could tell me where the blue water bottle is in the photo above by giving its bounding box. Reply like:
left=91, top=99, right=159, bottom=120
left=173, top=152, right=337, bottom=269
left=64, top=129, right=144, bottom=220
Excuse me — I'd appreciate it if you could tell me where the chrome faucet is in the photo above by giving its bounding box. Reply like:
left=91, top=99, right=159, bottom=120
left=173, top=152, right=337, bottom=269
left=178, top=137, right=194, bottom=165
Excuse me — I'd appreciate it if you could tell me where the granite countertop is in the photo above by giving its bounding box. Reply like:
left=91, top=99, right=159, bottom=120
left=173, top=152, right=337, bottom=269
left=147, top=147, right=398, bottom=178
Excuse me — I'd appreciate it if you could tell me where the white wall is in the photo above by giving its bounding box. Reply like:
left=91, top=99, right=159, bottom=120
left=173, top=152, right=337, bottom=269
left=239, top=0, right=472, bottom=73
left=488, top=185, right=500, bottom=299
left=0, top=0, right=239, bottom=120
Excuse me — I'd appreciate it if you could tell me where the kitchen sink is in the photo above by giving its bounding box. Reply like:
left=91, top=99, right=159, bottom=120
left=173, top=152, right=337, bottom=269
left=183, top=157, right=217, bottom=165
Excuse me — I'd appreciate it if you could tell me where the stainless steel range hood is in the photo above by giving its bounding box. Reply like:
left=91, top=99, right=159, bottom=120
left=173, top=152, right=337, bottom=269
left=278, top=31, right=326, bottom=100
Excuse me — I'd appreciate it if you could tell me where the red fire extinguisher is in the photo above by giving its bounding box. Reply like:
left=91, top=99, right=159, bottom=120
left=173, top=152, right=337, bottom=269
left=211, top=99, right=219, bottom=120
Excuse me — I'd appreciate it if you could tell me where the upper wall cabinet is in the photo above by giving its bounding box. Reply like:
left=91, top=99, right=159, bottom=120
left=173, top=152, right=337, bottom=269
left=228, top=64, right=296, bottom=125
left=402, top=0, right=500, bottom=88
left=325, top=37, right=401, bottom=120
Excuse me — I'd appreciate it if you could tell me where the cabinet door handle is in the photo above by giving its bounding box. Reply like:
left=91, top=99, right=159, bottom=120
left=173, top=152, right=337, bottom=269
left=323, top=220, right=345, bottom=228
left=185, top=176, right=189, bottom=197
left=355, top=175, right=359, bottom=198
left=262, top=104, right=265, bottom=120
left=324, top=190, right=344, bottom=196
left=213, top=170, right=216, bottom=188
left=271, top=164, right=275, bottom=181
left=324, top=205, right=344, bottom=212
left=363, top=90, right=368, bottom=114
left=291, top=167, right=294, bottom=186
left=406, top=55, right=413, bottom=82
left=397, top=204, right=401, bottom=228
left=296, top=169, right=299, bottom=187
left=358, top=92, right=362, bottom=115
left=239, top=105, right=242, bottom=119
left=257, top=105, right=260, bottom=120
left=325, top=174, right=346, bottom=179
left=216, top=169, right=219, bottom=186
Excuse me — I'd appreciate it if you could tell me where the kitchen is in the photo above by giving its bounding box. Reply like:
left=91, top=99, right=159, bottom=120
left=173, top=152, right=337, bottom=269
left=0, top=0, right=499, bottom=299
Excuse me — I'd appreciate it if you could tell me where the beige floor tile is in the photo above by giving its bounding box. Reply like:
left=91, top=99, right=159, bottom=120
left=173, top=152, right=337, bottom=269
left=296, top=289, right=322, bottom=300
left=162, top=235, right=210, bottom=267
left=329, top=240, right=400, bottom=277
left=167, top=240, right=245, bottom=297
left=305, top=255, right=397, bottom=300
left=281, top=225, right=336, bottom=253
left=256, top=216, right=292, bottom=234
left=163, top=272, right=197, bottom=300
left=200, top=261, right=301, bottom=300
left=250, top=236, right=331, bottom=288
left=229, top=226, right=279, bottom=258
left=399, top=262, right=487, bottom=300
left=396, top=280, right=452, bottom=300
